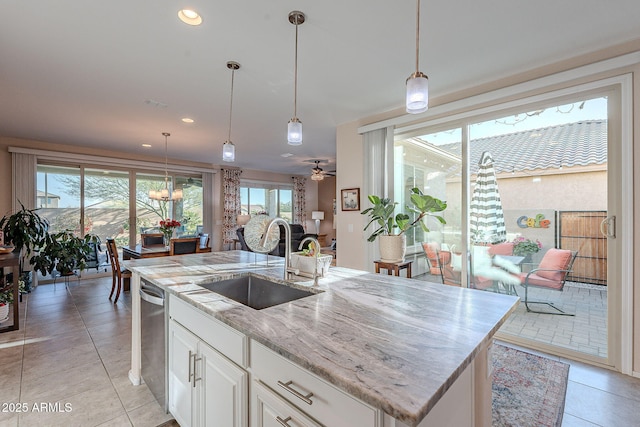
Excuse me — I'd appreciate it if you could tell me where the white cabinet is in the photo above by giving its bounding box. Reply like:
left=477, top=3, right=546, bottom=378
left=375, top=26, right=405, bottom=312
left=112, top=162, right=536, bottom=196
left=250, top=340, right=379, bottom=427
left=168, top=298, right=248, bottom=427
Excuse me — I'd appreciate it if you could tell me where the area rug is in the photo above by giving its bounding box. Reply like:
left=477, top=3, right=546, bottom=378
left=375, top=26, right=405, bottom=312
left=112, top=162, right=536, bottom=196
left=492, top=344, right=570, bottom=427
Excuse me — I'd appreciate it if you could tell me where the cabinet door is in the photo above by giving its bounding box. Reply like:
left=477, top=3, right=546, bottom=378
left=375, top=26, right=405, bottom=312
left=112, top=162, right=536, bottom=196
left=198, top=340, right=248, bottom=427
left=168, top=320, right=199, bottom=427
left=251, top=380, right=321, bottom=427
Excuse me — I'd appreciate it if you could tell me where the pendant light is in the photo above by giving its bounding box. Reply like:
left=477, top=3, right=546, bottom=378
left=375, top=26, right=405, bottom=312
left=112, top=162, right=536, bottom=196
left=406, top=0, right=429, bottom=114
left=222, top=61, right=240, bottom=162
left=149, top=132, right=183, bottom=201
left=287, top=11, right=305, bottom=145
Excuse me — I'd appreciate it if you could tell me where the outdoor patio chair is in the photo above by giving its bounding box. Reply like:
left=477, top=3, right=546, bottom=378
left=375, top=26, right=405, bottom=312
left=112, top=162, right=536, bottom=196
left=421, top=242, right=442, bottom=275
left=519, top=248, right=578, bottom=316
left=438, top=250, right=462, bottom=287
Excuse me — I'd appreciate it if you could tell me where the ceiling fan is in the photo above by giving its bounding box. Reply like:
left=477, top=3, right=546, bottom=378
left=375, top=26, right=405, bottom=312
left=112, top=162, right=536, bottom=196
left=309, top=160, right=335, bottom=181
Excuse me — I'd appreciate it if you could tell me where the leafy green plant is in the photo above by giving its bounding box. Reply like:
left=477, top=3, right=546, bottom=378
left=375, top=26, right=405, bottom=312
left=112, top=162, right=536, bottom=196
left=0, top=201, right=49, bottom=273
left=31, top=230, right=98, bottom=276
left=512, top=237, right=542, bottom=257
left=361, top=188, right=447, bottom=242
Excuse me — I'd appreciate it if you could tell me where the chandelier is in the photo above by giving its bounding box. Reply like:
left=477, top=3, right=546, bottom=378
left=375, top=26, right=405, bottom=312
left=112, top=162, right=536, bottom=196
left=149, top=132, right=183, bottom=201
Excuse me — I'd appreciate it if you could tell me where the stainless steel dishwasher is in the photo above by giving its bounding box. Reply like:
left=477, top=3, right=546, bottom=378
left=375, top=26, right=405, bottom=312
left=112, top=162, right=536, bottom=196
left=140, top=279, right=167, bottom=412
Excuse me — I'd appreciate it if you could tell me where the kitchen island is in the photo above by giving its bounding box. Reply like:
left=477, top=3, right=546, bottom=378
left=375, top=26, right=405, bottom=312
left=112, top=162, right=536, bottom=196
left=125, top=250, right=518, bottom=427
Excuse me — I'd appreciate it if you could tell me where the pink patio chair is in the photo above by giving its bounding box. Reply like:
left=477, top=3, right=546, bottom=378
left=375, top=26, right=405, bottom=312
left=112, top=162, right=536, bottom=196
left=519, top=248, right=578, bottom=316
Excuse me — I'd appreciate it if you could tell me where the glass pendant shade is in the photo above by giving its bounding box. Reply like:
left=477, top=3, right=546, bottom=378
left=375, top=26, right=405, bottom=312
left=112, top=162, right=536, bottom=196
left=222, top=141, right=235, bottom=162
left=287, top=118, right=302, bottom=145
left=406, top=72, right=429, bottom=114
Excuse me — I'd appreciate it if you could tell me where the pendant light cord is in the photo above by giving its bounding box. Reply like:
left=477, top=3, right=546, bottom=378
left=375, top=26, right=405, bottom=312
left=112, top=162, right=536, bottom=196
left=163, top=132, right=169, bottom=190
left=228, top=68, right=235, bottom=141
left=415, top=0, right=421, bottom=73
left=293, top=15, right=299, bottom=117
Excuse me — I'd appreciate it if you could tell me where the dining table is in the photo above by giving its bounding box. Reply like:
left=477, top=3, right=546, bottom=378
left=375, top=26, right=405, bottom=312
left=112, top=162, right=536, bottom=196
left=122, top=244, right=212, bottom=260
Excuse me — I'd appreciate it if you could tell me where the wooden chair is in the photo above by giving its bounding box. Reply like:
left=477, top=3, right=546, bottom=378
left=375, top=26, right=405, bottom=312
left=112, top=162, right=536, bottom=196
left=141, top=233, right=164, bottom=247
left=169, top=237, right=199, bottom=256
left=106, top=238, right=132, bottom=303
left=519, top=248, right=578, bottom=315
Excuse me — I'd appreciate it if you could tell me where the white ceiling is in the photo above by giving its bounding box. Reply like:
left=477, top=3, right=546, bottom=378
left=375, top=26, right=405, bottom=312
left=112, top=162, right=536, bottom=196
left=1, top=1, right=639, bottom=176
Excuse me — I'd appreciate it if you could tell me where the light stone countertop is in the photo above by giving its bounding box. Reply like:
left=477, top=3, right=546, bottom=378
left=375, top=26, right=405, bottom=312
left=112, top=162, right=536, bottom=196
left=125, top=250, right=519, bottom=426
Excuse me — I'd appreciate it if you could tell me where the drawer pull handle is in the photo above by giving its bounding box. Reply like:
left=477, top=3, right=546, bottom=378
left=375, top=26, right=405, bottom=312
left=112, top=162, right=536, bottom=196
left=193, top=355, right=202, bottom=388
left=188, top=350, right=194, bottom=384
left=275, top=416, right=292, bottom=427
left=277, top=380, right=314, bottom=405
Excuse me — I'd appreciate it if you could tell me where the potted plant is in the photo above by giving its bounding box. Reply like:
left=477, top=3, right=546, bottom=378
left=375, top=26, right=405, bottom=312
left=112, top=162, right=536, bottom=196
left=0, top=202, right=50, bottom=291
left=512, top=236, right=542, bottom=262
left=31, top=230, right=99, bottom=277
left=362, top=188, right=447, bottom=262
left=0, top=282, right=14, bottom=323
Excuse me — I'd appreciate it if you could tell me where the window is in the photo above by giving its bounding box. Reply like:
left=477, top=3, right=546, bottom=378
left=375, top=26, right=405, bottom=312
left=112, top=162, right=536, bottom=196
left=240, top=182, right=293, bottom=221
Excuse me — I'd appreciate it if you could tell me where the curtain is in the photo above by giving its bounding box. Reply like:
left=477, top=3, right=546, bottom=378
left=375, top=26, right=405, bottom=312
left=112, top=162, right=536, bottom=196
left=362, top=127, right=392, bottom=270
left=292, top=177, right=307, bottom=228
left=222, top=169, right=242, bottom=244
left=202, top=171, right=214, bottom=236
left=12, top=153, right=37, bottom=211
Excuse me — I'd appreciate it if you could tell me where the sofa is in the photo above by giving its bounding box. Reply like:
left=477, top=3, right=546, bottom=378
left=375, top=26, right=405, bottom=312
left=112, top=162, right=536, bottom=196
left=236, top=224, right=317, bottom=257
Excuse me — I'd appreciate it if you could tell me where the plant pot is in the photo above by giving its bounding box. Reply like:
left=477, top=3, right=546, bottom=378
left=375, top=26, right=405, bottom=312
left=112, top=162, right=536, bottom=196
left=0, top=303, right=9, bottom=323
left=379, top=235, right=406, bottom=263
left=290, top=252, right=333, bottom=277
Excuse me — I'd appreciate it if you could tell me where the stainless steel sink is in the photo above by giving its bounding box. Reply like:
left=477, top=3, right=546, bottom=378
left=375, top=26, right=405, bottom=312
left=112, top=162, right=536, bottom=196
left=200, top=276, right=318, bottom=310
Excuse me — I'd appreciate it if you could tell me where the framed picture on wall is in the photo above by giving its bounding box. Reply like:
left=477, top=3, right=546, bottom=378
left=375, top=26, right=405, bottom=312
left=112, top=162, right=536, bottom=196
left=341, top=188, right=360, bottom=211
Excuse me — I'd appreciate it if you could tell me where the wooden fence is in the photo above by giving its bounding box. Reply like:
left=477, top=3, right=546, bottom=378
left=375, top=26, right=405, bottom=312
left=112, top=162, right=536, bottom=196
left=558, top=210, right=607, bottom=286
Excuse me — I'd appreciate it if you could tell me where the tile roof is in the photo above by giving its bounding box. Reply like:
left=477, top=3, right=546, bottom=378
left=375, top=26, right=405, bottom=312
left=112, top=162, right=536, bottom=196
left=436, top=120, right=607, bottom=175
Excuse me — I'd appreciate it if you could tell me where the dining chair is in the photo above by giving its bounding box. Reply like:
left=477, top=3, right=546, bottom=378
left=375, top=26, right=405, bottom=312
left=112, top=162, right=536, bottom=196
left=519, top=248, right=578, bottom=315
left=169, top=237, right=199, bottom=256
left=106, top=238, right=132, bottom=303
left=196, top=234, right=210, bottom=253
left=141, top=233, right=164, bottom=247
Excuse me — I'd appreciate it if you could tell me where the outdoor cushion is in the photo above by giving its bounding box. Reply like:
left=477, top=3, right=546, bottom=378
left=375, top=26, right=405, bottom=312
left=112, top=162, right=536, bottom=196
left=489, top=242, right=514, bottom=256
left=519, top=272, right=565, bottom=290
left=536, top=249, right=572, bottom=281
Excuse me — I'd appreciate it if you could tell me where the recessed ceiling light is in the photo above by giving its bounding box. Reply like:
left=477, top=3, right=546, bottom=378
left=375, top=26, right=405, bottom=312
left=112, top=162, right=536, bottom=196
left=178, top=9, right=203, bottom=26
left=181, top=117, right=194, bottom=123
left=281, top=153, right=294, bottom=158
left=142, top=144, right=152, bottom=148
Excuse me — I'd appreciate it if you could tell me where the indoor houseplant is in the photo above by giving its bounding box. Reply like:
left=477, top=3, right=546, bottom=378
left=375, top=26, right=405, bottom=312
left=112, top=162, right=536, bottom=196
left=0, top=201, right=50, bottom=291
left=31, top=230, right=99, bottom=277
left=362, top=188, right=447, bottom=262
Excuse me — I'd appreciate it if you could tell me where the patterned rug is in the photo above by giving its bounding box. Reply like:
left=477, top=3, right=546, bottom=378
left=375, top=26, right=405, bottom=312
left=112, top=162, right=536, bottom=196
left=493, top=344, right=570, bottom=427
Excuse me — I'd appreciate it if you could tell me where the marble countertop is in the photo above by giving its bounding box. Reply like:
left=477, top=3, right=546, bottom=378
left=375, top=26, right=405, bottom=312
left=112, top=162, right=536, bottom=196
left=125, top=250, right=519, bottom=426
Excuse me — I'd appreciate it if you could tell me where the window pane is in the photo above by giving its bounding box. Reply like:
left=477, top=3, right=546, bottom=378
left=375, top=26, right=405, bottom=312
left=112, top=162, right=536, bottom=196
left=175, top=176, right=203, bottom=236
left=37, top=165, right=81, bottom=234
left=279, top=190, right=292, bottom=222
left=136, top=173, right=172, bottom=244
left=84, top=168, right=129, bottom=246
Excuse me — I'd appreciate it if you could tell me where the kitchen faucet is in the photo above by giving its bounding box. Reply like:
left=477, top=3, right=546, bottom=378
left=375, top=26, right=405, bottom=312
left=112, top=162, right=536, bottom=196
left=261, top=217, right=298, bottom=279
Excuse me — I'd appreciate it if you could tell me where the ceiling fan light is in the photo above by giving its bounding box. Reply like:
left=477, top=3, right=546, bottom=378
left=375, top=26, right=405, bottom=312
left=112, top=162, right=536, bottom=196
left=222, top=140, right=235, bottom=162
left=311, top=173, right=323, bottom=181
left=287, top=118, right=302, bottom=145
left=406, top=72, right=429, bottom=114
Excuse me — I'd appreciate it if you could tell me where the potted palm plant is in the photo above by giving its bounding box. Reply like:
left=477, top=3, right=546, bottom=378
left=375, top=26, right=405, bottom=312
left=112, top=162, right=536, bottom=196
left=362, top=188, right=447, bottom=262
left=0, top=202, right=49, bottom=291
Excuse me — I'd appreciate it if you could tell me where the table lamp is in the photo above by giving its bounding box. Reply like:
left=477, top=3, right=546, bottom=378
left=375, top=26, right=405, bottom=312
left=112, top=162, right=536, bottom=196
left=311, top=211, right=324, bottom=235
left=236, top=214, right=251, bottom=227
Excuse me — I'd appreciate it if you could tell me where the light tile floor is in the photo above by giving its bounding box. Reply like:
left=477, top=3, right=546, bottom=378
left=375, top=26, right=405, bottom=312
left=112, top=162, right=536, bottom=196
left=0, top=276, right=638, bottom=426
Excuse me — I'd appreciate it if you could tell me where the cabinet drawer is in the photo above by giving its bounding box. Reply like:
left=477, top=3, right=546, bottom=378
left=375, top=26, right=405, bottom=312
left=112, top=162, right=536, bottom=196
left=169, top=295, right=247, bottom=368
left=252, top=380, right=321, bottom=427
left=251, top=340, right=378, bottom=427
